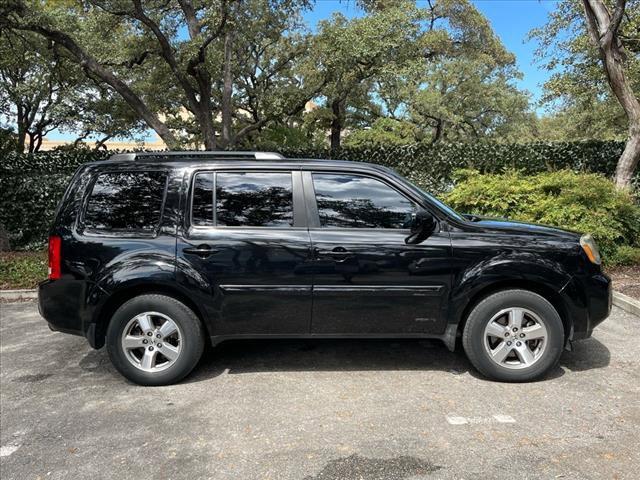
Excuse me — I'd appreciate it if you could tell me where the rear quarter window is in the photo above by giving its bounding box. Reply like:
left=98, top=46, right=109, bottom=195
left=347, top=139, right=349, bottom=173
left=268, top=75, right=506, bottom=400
left=82, top=171, right=168, bottom=235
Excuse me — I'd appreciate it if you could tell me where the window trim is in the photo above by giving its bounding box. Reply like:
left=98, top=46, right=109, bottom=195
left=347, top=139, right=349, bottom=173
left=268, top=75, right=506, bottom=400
left=187, top=168, right=304, bottom=231
left=78, top=169, right=169, bottom=238
left=304, top=170, right=429, bottom=231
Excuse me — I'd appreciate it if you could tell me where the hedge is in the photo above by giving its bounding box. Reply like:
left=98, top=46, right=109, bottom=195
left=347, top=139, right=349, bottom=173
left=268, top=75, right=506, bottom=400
left=444, top=169, right=640, bottom=266
left=1, top=140, right=637, bottom=249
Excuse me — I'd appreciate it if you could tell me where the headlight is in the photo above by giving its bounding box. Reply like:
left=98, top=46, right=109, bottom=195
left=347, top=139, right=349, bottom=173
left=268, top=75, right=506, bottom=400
left=580, top=234, right=601, bottom=265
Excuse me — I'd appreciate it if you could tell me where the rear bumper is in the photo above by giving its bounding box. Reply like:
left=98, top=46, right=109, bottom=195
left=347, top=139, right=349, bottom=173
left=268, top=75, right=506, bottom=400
left=38, top=279, right=101, bottom=347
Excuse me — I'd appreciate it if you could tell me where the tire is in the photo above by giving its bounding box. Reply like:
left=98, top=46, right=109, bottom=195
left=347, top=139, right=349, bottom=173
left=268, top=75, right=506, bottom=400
left=462, top=289, right=564, bottom=382
left=106, top=294, right=205, bottom=386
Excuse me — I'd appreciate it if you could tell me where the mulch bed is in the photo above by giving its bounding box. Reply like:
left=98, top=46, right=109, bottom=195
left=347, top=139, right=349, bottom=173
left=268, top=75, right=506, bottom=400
left=607, top=264, right=640, bottom=300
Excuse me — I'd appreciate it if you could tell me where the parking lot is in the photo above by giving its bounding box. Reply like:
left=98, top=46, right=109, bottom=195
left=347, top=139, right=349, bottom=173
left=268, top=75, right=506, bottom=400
left=1, top=301, right=638, bottom=480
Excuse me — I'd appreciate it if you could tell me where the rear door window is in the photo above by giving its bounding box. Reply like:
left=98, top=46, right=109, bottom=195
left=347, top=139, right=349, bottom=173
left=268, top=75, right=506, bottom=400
left=83, top=171, right=167, bottom=234
left=191, top=171, right=294, bottom=227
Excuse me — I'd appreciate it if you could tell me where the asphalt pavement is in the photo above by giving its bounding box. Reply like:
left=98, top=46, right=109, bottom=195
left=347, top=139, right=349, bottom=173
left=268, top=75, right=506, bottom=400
left=0, top=301, right=638, bottom=480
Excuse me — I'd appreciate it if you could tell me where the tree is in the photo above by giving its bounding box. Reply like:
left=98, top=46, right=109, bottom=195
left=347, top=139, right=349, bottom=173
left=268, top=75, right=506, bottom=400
left=0, top=28, right=149, bottom=152
left=531, top=0, right=640, bottom=188
left=67, top=85, right=149, bottom=149
left=309, top=2, right=427, bottom=149
left=1, top=0, right=536, bottom=151
left=0, top=31, right=77, bottom=152
left=583, top=0, right=640, bottom=188
left=322, top=0, right=532, bottom=148
left=219, top=0, right=325, bottom=148
left=2, top=0, right=323, bottom=150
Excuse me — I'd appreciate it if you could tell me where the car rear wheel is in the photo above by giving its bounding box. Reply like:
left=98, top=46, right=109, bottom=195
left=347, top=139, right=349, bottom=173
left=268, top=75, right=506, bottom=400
left=106, top=294, right=205, bottom=386
left=462, top=289, right=564, bottom=382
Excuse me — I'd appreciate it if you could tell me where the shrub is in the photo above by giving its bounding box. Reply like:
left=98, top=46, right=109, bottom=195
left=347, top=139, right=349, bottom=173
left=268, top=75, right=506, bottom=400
left=443, top=169, right=640, bottom=265
left=0, top=251, right=47, bottom=289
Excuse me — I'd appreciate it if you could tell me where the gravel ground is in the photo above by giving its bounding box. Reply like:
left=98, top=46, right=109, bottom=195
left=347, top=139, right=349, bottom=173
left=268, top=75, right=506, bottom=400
left=1, top=301, right=638, bottom=480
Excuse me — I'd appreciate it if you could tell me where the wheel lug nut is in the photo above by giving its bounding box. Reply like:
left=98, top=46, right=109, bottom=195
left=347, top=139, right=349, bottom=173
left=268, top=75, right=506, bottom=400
left=148, top=346, right=154, bottom=351
left=520, top=333, right=525, bottom=338
left=516, top=342, right=522, bottom=347
left=147, top=332, right=152, bottom=336
left=156, top=334, right=161, bottom=338
left=507, top=341, right=512, bottom=346
left=505, top=332, right=510, bottom=337
left=157, top=343, right=162, bottom=348
left=512, top=327, right=518, bottom=332
left=142, top=339, right=148, bottom=344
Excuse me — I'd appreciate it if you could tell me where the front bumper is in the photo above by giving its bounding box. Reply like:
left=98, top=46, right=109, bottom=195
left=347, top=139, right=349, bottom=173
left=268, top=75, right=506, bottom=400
left=563, top=272, right=612, bottom=341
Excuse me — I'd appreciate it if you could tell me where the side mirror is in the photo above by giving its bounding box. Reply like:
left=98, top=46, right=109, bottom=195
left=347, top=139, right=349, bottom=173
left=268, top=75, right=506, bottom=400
left=405, top=209, right=436, bottom=245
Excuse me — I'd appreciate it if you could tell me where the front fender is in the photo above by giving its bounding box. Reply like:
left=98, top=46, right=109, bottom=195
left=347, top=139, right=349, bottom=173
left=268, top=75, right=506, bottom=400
left=448, top=251, right=574, bottom=326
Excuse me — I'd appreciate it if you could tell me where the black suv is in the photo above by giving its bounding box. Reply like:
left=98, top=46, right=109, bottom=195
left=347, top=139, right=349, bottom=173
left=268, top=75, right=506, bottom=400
left=39, top=151, right=611, bottom=385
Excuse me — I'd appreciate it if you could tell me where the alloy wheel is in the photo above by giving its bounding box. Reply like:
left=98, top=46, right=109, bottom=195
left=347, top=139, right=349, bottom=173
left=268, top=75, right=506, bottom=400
left=483, top=307, right=548, bottom=370
left=120, top=312, right=182, bottom=372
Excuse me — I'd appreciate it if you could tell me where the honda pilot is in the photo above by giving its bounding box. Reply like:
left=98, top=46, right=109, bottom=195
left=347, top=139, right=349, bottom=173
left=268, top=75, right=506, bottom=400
left=38, top=151, right=612, bottom=385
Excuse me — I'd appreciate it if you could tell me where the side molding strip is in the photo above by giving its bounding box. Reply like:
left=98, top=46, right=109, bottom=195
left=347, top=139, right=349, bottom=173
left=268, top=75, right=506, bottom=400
left=314, top=285, right=444, bottom=296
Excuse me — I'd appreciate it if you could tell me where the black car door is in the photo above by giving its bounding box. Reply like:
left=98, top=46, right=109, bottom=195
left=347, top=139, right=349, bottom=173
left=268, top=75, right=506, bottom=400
left=304, top=170, right=452, bottom=335
left=177, top=167, right=313, bottom=336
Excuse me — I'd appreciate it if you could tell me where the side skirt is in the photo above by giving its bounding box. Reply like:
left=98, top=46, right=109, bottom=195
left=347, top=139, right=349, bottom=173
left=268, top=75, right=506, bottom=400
left=209, top=331, right=458, bottom=351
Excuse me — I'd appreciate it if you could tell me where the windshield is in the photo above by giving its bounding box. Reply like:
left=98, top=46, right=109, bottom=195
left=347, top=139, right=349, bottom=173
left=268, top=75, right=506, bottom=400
left=383, top=167, right=465, bottom=222
left=416, top=187, right=465, bottom=222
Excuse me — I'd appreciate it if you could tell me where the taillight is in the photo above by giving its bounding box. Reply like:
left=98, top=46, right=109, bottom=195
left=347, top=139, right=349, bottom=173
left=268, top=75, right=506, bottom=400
left=48, top=235, right=62, bottom=280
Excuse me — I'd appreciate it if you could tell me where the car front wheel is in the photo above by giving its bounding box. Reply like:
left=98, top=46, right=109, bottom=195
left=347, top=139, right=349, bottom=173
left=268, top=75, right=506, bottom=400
left=106, top=294, right=205, bottom=386
left=462, top=289, right=564, bottom=382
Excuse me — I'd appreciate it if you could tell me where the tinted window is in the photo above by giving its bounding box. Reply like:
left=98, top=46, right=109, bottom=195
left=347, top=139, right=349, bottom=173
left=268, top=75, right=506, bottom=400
left=84, top=171, right=167, bottom=233
left=215, top=172, right=293, bottom=227
left=192, top=173, right=214, bottom=226
left=313, top=173, right=416, bottom=229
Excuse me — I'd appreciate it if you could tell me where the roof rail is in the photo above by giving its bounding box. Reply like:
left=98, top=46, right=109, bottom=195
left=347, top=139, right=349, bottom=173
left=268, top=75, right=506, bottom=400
left=108, top=151, right=285, bottom=162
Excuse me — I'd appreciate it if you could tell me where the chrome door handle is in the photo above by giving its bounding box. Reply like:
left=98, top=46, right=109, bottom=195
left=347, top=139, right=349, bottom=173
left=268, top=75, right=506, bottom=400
left=183, top=244, right=219, bottom=258
left=314, top=247, right=352, bottom=262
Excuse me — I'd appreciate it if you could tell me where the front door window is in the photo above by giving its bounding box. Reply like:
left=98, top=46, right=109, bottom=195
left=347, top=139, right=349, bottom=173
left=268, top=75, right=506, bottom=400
left=312, top=173, right=416, bottom=229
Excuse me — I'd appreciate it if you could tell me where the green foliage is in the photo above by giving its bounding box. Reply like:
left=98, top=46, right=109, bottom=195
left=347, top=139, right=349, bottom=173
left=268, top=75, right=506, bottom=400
left=0, top=28, right=144, bottom=152
left=612, top=245, right=640, bottom=266
left=309, top=0, right=533, bottom=146
left=342, top=118, right=424, bottom=148
left=280, top=139, right=635, bottom=192
left=0, top=127, right=18, bottom=155
left=444, top=170, right=640, bottom=265
left=1, top=141, right=637, bottom=250
left=529, top=0, right=639, bottom=141
left=0, top=251, right=47, bottom=289
left=0, top=149, right=111, bottom=249
left=243, top=124, right=324, bottom=151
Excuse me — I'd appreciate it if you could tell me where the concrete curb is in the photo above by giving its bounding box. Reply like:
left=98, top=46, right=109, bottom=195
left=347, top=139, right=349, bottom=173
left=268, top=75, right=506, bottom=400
left=0, top=289, right=38, bottom=302
left=0, top=289, right=639, bottom=317
left=613, top=291, right=640, bottom=317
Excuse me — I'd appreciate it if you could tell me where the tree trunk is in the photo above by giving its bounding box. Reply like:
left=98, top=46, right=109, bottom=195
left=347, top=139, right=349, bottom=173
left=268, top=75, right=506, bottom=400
left=15, top=104, right=26, bottom=153
left=220, top=30, right=234, bottom=149
left=583, top=0, right=640, bottom=189
left=191, top=103, right=217, bottom=150
left=26, top=132, right=35, bottom=153
left=615, top=125, right=640, bottom=188
left=434, top=118, right=445, bottom=143
left=330, top=99, right=345, bottom=151
left=33, top=132, right=43, bottom=152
